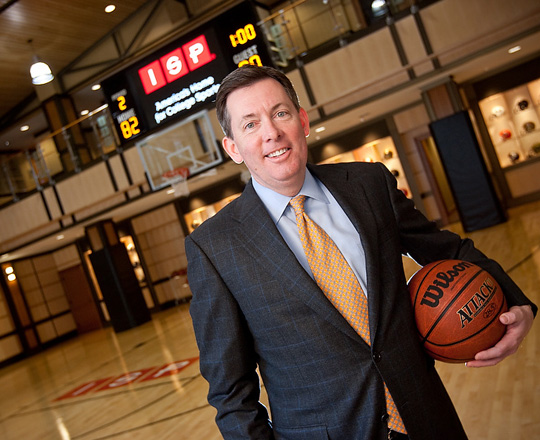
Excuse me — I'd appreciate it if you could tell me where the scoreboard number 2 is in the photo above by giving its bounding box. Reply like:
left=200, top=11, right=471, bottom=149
left=117, top=95, right=127, bottom=111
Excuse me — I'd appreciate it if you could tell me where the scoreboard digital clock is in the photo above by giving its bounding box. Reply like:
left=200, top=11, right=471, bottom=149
left=101, top=1, right=273, bottom=144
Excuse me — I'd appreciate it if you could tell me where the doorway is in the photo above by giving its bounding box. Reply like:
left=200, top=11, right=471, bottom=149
left=416, top=134, right=459, bottom=226
left=59, top=264, right=103, bottom=333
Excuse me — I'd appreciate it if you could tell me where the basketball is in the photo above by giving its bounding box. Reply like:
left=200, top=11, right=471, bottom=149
left=408, top=260, right=508, bottom=363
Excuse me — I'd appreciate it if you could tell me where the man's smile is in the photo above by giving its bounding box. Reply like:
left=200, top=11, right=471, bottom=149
left=266, top=147, right=290, bottom=158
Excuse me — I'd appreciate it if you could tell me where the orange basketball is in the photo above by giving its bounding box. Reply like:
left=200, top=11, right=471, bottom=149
left=408, top=260, right=507, bottom=363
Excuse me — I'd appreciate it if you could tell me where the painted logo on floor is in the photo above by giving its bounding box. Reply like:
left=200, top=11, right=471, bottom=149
left=53, top=357, right=199, bottom=401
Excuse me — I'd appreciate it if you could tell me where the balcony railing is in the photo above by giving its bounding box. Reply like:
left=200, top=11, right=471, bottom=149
left=0, top=105, right=120, bottom=206
left=259, top=0, right=418, bottom=66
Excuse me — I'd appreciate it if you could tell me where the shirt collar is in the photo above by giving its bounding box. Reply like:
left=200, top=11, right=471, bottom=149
left=252, top=168, right=329, bottom=225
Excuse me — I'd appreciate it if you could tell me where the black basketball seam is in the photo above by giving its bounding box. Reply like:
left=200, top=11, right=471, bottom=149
left=426, top=289, right=507, bottom=349
left=421, top=268, right=484, bottom=345
left=424, top=347, right=470, bottom=362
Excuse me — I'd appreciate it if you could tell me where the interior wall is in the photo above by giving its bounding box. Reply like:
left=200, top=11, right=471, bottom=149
left=130, top=204, right=189, bottom=305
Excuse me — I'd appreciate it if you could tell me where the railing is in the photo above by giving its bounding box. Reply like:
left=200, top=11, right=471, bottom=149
left=259, top=0, right=418, bottom=66
left=0, top=105, right=120, bottom=205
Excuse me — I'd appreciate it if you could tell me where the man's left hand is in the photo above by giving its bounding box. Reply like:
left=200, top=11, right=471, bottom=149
left=465, top=304, right=534, bottom=368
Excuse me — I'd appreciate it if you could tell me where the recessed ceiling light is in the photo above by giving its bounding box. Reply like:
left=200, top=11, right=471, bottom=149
left=91, top=84, right=101, bottom=91
left=167, top=188, right=175, bottom=194
left=508, top=45, right=521, bottom=54
left=5, top=266, right=13, bottom=275
left=80, top=109, right=89, bottom=116
left=7, top=273, right=16, bottom=282
left=56, top=234, right=65, bottom=240
left=105, top=5, right=116, bottom=13
left=20, top=125, right=30, bottom=132
left=315, top=126, right=326, bottom=133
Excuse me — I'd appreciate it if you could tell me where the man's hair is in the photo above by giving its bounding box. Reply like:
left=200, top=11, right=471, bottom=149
left=215, top=65, right=300, bottom=139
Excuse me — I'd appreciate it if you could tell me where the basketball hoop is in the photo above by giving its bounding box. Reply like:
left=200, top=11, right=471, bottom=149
left=162, top=167, right=190, bottom=197
left=162, top=167, right=190, bottom=180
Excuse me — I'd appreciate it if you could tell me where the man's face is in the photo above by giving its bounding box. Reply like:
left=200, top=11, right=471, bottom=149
left=222, top=78, right=310, bottom=196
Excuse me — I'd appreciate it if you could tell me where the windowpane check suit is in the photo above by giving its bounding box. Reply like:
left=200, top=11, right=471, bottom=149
left=186, top=162, right=537, bottom=440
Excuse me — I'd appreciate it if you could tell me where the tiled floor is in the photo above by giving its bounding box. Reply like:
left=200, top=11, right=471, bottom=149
left=1, top=201, right=539, bottom=440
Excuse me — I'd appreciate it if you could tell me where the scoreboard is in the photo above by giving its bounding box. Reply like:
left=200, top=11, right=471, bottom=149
left=101, top=2, right=273, bottom=144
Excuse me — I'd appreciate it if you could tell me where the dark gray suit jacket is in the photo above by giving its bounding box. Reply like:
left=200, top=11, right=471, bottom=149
left=186, top=162, right=536, bottom=440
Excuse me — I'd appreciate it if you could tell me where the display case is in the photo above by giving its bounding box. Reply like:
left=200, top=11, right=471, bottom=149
left=119, top=235, right=154, bottom=309
left=184, top=194, right=241, bottom=233
left=317, top=136, right=412, bottom=198
left=478, top=78, right=540, bottom=168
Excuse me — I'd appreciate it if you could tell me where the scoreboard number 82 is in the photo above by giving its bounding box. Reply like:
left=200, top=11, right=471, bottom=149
left=120, top=117, right=140, bottom=140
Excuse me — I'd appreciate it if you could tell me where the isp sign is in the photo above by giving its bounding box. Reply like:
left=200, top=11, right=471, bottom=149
left=138, top=35, right=216, bottom=95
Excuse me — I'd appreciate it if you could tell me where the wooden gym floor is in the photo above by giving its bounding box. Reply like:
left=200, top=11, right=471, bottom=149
left=1, top=200, right=539, bottom=440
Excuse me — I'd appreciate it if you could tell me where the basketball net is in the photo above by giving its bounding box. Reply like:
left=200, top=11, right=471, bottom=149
left=162, top=167, right=190, bottom=197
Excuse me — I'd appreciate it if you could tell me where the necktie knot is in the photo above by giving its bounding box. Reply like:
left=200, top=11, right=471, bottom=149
left=289, top=195, right=306, bottom=217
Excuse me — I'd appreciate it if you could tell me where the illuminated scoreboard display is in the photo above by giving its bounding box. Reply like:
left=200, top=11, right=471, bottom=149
left=102, top=2, right=273, bottom=144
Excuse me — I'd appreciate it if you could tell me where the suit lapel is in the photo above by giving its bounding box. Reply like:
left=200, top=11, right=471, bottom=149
left=231, top=181, right=365, bottom=343
left=309, top=164, right=383, bottom=343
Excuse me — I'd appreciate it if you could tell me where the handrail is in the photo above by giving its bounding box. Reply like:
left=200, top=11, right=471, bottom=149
left=257, top=0, right=307, bottom=25
left=48, top=104, right=109, bottom=138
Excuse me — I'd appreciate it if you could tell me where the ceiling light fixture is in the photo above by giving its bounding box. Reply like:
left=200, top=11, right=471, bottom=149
left=508, top=45, right=521, bottom=54
left=371, top=0, right=388, bottom=16
left=20, top=125, right=30, bottom=132
left=28, top=39, right=54, bottom=85
left=91, top=84, right=101, bottom=91
left=315, top=126, right=326, bottom=133
left=105, top=5, right=116, bottom=13
left=80, top=110, right=89, bottom=116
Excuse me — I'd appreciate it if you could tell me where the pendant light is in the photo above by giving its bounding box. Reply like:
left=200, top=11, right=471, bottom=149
left=28, top=39, right=54, bottom=85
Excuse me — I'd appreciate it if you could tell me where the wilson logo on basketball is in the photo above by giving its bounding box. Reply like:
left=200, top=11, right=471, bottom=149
left=456, top=277, right=497, bottom=328
left=420, top=261, right=474, bottom=308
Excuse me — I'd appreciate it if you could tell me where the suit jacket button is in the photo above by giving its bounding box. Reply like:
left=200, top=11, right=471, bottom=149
left=381, top=413, right=389, bottom=422
left=372, top=352, right=382, bottom=362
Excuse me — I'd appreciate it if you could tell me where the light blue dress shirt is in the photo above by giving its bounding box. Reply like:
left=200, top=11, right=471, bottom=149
left=252, top=169, right=368, bottom=295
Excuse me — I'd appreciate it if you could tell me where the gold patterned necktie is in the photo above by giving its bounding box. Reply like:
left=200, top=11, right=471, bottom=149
left=289, top=195, right=406, bottom=435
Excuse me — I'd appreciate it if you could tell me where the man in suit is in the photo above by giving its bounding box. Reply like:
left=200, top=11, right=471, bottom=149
left=185, top=65, right=536, bottom=439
